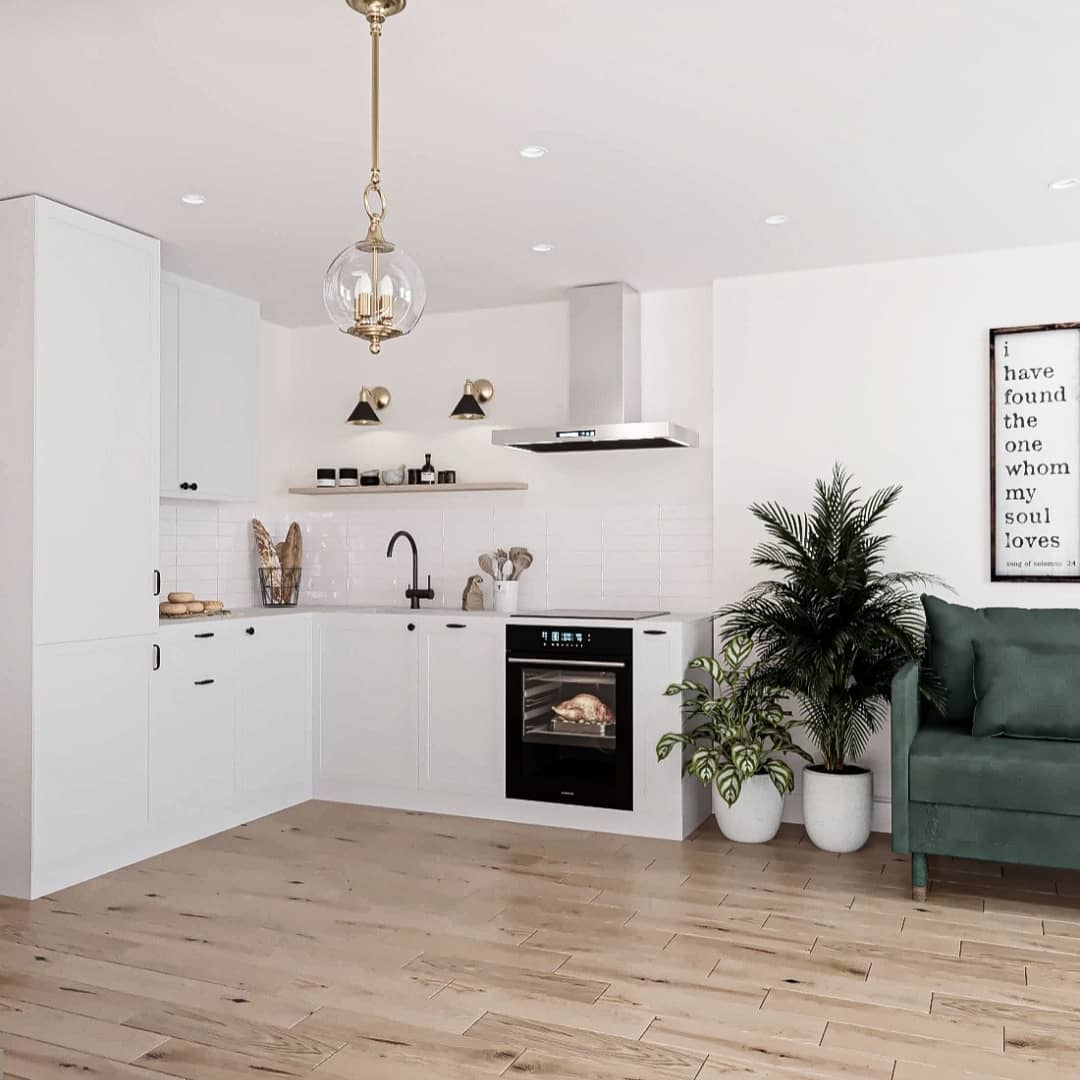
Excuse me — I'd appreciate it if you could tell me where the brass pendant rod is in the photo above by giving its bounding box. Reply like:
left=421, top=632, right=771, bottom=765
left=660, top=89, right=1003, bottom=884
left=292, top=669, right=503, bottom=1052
left=369, top=13, right=382, bottom=183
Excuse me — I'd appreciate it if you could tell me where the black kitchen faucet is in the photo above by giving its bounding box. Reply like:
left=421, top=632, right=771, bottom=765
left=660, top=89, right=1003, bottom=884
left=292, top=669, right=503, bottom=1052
left=386, top=530, right=435, bottom=609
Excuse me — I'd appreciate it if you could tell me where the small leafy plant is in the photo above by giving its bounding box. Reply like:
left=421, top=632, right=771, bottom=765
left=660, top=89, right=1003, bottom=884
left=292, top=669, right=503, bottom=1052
left=656, top=635, right=811, bottom=806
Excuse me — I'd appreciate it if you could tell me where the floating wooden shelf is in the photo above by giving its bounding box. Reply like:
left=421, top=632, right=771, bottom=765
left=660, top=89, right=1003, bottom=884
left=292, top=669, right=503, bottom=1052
left=288, top=481, right=529, bottom=496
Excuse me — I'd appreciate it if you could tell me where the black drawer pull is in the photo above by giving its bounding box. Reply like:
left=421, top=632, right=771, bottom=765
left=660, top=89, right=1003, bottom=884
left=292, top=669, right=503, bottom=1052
left=190, top=482, right=199, bottom=492
left=644, top=629, right=667, bottom=636
left=194, top=678, right=215, bottom=686
left=179, top=482, right=190, bottom=491
left=446, top=622, right=467, bottom=629
left=194, top=632, right=215, bottom=639
left=153, top=644, right=160, bottom=671
left=407, top=623, right=416, bottom=631
left=153, top=569, right=161, bottom=597
left=245, top=626, right=255, bottom=636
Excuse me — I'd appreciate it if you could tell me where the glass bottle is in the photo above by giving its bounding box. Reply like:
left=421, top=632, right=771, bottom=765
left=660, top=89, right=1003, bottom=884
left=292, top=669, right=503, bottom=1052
left=420, top=453, right=436, bottom=485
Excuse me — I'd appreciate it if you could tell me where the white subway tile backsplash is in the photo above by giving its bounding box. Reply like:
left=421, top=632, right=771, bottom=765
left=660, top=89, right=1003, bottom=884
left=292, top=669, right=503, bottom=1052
left=160, top=498, right=713, bottom=614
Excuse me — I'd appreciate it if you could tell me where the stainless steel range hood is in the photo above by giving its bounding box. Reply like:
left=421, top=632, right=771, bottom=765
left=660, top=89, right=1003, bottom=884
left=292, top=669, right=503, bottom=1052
left=492, top=283, right=699, bottom=452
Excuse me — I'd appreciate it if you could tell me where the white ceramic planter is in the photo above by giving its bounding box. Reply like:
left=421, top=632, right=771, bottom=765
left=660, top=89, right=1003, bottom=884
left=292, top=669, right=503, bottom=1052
left=802, top=765, right=873, bottom=853
left=713, top=774, right=784, bottom=844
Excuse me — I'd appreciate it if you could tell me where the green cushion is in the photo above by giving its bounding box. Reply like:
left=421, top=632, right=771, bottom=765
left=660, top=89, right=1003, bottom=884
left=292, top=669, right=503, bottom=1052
left=973, top=640, right=1080, bottom=739
left=908, top=725, right=1080, bottom=816
left=922, top=595, right=1080, bottom=724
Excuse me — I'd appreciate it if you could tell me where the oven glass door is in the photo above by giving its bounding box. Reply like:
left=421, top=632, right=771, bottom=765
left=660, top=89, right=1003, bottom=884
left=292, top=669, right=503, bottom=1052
left=507, top=656, right=633, bottom=810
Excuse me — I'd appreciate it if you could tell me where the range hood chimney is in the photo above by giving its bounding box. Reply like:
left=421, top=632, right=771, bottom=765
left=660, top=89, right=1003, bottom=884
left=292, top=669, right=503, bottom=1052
left=492, top=283, right=699, bottom=452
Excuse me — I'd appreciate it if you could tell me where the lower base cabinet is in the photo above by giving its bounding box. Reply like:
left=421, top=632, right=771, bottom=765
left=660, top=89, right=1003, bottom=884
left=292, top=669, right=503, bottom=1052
left=150, top=639, right=235, bottom=826
left=32, top=636, right=154, bottom=896
left=236, top=617, right=311, bottom=803
left=420, top=620, right=504, bottom=796
left=150, top=617, right=313, bottom=845
left=317, top=614, right=506, bottom=797
left=319, top=615, right=420, bottom=789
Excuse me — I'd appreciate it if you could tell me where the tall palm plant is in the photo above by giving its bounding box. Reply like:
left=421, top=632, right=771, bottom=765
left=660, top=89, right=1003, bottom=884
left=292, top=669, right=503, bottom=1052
left=718, top=465, right=940, bottom=773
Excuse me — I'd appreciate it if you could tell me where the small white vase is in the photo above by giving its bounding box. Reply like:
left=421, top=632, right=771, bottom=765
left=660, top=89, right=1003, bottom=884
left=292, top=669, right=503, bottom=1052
left=713, top=773, right=784, bottom=844
left=494, top=579, right=519, bottom=613
left=802, top=765, right=873, bottom=853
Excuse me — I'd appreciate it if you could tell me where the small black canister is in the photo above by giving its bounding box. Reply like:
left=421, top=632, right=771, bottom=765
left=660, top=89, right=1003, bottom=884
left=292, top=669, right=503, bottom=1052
left=338, top=467, right=359, bottom=488
left=437, top=470, right=456, bottom=484
left=316, top=468, right=336, bottom=488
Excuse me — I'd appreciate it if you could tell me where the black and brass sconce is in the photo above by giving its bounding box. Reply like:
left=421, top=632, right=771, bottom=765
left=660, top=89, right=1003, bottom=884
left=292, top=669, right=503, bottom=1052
left=450, top=378, right=494, bottom=420
left=346, top=385, right=391, bottom=426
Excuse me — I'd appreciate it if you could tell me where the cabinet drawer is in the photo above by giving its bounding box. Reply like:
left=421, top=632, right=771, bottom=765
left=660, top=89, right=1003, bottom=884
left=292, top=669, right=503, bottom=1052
left=155, top=629, right=230, bottom=679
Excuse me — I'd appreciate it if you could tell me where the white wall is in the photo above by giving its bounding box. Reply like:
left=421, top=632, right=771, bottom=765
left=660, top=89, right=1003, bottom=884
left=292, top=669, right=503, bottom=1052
left=713, top=240, right=1080, bottom=828
left=161, top=288, right=714, bottom=615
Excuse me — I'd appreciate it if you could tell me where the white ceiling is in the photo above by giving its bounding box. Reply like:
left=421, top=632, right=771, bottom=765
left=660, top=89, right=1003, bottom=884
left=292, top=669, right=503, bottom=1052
left=5, top=0, right=1080, bottom=326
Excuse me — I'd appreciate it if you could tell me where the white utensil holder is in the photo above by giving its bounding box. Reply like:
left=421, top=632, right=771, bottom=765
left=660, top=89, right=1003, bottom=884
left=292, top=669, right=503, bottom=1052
left=494, top=579, right=519, bottom=613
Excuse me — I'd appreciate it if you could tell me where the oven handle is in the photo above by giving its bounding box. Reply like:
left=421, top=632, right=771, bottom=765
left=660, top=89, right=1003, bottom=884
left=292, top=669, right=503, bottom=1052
left=507, top=656, right=626, bottom=670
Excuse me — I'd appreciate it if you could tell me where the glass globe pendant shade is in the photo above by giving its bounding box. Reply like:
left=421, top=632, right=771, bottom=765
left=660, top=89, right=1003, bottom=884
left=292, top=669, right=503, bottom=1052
left=323, top=238, right=427, bottom=354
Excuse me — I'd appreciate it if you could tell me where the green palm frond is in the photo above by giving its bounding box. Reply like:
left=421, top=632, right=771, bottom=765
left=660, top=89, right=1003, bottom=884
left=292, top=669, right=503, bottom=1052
left=717, top=464, right=946, bottom=771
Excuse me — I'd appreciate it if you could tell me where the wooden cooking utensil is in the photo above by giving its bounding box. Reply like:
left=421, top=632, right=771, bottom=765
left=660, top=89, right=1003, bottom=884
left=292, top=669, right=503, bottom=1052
left=509, top=547, right=533, bottom=580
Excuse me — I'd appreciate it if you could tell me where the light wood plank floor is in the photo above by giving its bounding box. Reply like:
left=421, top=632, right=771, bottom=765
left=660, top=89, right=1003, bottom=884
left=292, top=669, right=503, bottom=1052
left=3, top=803, right=1080, bottom=1079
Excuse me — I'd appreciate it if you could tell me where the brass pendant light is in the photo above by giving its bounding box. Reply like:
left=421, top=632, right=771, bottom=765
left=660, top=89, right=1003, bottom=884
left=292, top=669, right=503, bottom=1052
left=323, top=1, right=426, bottom=353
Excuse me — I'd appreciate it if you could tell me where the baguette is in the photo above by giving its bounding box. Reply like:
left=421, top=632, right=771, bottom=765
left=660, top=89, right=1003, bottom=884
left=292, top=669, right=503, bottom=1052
left=252, top=519, right=281, bottom=572
left=281, top=521, right=303, bottom=571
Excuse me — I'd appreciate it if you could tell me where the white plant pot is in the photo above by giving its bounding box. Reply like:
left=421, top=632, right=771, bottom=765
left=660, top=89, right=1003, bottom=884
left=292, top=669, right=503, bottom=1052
left=802, top=765, right=873, bottom=853
left=493, top=579, right=519, bottom=613
left=713, top=773, right=784, bottom=844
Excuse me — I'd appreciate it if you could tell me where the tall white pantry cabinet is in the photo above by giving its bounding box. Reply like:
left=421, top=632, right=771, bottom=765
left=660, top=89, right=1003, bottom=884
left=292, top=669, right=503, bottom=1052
left=0, top=196, right=161, bottom=898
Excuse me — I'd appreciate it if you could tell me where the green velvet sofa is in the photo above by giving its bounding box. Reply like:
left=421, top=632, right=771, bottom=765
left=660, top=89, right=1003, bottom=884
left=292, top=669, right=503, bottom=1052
left=891, top=596, right=1080, bottom=901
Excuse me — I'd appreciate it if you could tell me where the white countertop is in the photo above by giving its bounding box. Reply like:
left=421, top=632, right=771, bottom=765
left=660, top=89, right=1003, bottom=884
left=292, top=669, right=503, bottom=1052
left=158, top=605, right=712, bottom=628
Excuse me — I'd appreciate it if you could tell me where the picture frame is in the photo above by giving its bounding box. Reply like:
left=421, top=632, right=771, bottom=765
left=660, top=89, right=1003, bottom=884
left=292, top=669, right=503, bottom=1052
left=990, top=322, right=1080, bottom=582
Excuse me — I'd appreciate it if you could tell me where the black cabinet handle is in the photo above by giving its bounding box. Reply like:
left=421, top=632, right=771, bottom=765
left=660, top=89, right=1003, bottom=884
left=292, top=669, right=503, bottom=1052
left=407, top=623, right=416, bottom=631
left=153, top=569, right=161, bottom=597
left=194, top=678, right=214, bottom=686
left=153, top=644, right=160, bottom=671
left=245, top=626, right=255, bottom=636
left=190, top=482, right=198, bottom=492
left=179, top=482, right=190, bottom=490
left=446, top=623, right=467, bottom=629
left=644, top=629, right=668, bottom=636
left=194, top=632, right=214, bottom=639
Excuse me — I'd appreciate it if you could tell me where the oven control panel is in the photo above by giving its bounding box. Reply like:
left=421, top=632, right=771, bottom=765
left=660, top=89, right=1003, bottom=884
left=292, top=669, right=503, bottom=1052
left=507, top=624, right=632, bottom=659
left=541, top=629, right=589, bottom=648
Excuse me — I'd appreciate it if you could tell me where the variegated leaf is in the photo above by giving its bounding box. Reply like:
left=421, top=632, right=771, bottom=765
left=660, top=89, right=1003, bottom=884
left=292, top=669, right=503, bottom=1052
left=715, top=764, right=742, bottom=807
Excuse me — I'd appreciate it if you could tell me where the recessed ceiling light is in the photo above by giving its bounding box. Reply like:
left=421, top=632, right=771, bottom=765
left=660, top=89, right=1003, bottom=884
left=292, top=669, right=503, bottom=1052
left=1049, top=177, right=1080, bottom=191
left=519, top=145, right=548, bottom=159
left=180, top=193, right=207, bottom=206
left=763, top=214, right=789, bottom=225
left=531, top=243, right=554, bottom=253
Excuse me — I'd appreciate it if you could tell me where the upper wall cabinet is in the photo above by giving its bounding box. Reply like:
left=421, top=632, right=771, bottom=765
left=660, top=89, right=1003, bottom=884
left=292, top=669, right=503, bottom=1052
left=161, top=273, right=259, bottom=501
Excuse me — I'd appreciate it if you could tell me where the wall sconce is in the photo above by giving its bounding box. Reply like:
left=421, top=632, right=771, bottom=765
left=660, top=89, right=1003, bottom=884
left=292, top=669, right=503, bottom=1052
left=450, top=378, right=494, bottom=420
left=346, top=385, right=391, bottom=426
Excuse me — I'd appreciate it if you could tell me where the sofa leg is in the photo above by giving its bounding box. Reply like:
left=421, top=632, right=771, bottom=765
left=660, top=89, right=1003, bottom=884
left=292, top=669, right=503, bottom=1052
left=911, top=852, right=928, bottom=902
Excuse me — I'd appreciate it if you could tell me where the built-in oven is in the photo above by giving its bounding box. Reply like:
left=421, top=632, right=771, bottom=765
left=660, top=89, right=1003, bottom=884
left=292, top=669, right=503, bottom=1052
left=505, top=624, right=633, bottom=811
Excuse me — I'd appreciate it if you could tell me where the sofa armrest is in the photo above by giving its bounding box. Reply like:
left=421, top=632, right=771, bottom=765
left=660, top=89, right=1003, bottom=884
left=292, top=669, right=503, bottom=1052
left=890, top=661, right=921, bottom=853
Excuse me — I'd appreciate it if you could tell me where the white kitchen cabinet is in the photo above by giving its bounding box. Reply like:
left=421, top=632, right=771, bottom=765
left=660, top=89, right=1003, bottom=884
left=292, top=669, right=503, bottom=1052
left=33, top=200, right=160, bottom=644
left=161, top=273, right=259, bottom=501
left=318, top=615, right=420, bottom=790
left=420, top=619, right=504, bottom=796
left=32, top=636, right=154, bottom=897
left=0, top=196, right=161, bottom=898
left=150, top=632, right=236, bottom=827
left=235, top=616, right=311, bottom=808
